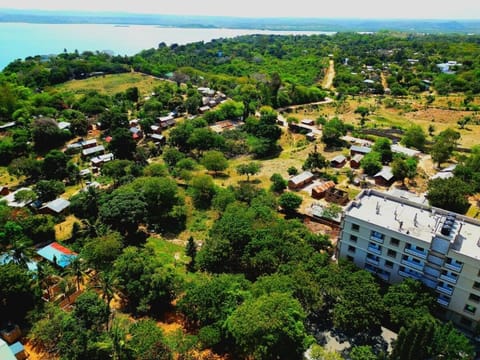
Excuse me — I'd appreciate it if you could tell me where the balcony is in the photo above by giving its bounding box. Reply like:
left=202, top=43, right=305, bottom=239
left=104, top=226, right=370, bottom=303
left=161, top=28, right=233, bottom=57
left=367, top=245, right=382, bottom=255
left=405, top=247, right=427, bottom=260
left=401, top=259, right=424, bottom=272
left=440, top=274, right=458, bottom=284
left=399, top=269, right=422, bottom=280
left=444, top=262, right=463, bottom=273
left=437, top=297, right=450, bottom=307
left=370, top=235, right=384, bottom=244
left=366, top=257, right=380, bottom=266
left=436, top=285, right=454, bottom=296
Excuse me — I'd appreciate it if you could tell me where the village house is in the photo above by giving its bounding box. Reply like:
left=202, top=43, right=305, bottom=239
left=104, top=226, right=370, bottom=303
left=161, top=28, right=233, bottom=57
left=157, top=115, right=175, bottom=129
left=91, top=153, right=114, bottom=168
left=311, top=181, right=336, bottom=200
left=148, top=134, right=166, bottom=145
left=330, top=155, right=347, bottom=168
left=288, top=171, right=314, bottom=190
left=325, top=187, right=349, bottom=205
left=350, top=145, right=372, bottom=157
left=350, top=154, right=364, bottom=169
left=374, top=166, right=395, bottom=187
left=129, top=126, right=143, bottom=140
left=39, top=198, right=71, bottom=216
left=82, top=145, right=105, bottom=158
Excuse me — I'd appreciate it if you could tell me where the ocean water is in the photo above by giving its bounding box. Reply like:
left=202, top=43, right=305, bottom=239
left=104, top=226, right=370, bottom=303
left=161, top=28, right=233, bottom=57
left=0, top=23, right=333, bottom=70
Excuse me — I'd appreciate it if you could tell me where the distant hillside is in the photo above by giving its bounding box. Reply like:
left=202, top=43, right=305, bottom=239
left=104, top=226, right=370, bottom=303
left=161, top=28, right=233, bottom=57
left=1, top=9, right=480, bottom=33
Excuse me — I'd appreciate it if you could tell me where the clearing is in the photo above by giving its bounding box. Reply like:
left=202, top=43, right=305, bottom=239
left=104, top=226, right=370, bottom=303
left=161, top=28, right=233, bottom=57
left=322, top=59, right=335, bottom=90
left=53, top=72, right=166, bottom=97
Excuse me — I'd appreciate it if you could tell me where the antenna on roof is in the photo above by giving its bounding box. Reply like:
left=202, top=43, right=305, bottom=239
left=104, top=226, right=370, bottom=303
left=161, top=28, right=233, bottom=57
left=399, top=221, right=403, bottom=230
left=414, top=213, right=418, bottom=227
left=394, top=207, right=398, bottom=221
left=376, top=202, right=380, bottom=215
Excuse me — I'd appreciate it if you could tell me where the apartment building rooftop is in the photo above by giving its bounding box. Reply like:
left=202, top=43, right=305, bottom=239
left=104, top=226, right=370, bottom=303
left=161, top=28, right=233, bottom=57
left=346, top=190, right=480, bottom=260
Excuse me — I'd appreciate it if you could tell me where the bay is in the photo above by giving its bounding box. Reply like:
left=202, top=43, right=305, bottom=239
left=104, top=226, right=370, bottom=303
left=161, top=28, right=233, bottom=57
left=0, top=23, right=333, bottom=70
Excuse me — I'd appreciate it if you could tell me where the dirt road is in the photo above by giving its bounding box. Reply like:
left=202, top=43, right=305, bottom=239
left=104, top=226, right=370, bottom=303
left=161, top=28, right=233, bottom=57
left=322, top=59, right=335, bottom=89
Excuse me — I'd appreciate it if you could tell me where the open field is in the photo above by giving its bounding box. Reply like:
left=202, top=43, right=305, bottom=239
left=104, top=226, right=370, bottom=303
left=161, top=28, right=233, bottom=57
left=286, top=95, right=480, bottom=148
left=53, top=72, right=165, bottom=97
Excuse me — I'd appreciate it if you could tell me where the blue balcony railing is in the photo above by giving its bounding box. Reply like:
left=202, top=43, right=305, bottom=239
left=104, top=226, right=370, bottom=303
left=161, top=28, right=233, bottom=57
left=437, top=297, right=450, bottom=307
left=370, top=235, right=384, bottom=244
left=405, top=247, right=427, bottom=259
left=399, top=269, right=422, bottom=280
left=440, top=274, right=458, bottom=284
left=444, top=262, right=463, bottom=273
left=366, top=257, right=380, bottom=266
left=436, top=285, right=454, bottom=296
left=401, top=259, right=424, bottom=272
left=367, top=245, right=382, bottom=255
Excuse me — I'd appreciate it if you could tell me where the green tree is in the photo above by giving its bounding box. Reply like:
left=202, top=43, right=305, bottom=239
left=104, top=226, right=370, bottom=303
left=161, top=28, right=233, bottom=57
left=226, top=293, right=309, bottom=360
left=433, top=322, right=474, bottom=360
left=372, top=137, right=393, bottom=164
left=278, top=192, right=303, bottom=214
left=73, top=290, right=109, bottom=332
left=81, top=232, right=123, bottom=272
left=287, top=166, right=299, bottom=176
left=189, top=174, right=216, bottom=209
left=114, top=246, right=180, bottom=315
left=402, top=125, right=426, bottom=151
left=201, top=150, right=228, bottom=174
left=108, top=128, right=137, bottom=160
left=0, top=263, right=37, bottom=322
left=391, top=157, right=410, bottom=185
left=32, top=117, right=68, bottom=152
left=99, top=189, right=147, bottom=235
left=236, top=162, right=261, bottom=181
left=303, top=144, right=327, bottom=173
left=426, top=177, right=471, bottom=214
left=322, top=117, right=347, bottom=148
left=270, top=173, right=287, bottom=193
left=128, top=319, right=173, bottom=360
left=390, top=315, right=437, bottom=360
left=431, top=128, right=461, bottom=168
left=42, top=149, right=68, bottom=180
left=361, top=151, right=382, bottom=176
left=185, top=236, right=197, bottom=272
left=309, top=344, right=343, bottom=360
left=333, top=271, right=384, bottom=335
left=350, top=346, right=377, bottom=360
left=34, top=179, right=65, bottom=202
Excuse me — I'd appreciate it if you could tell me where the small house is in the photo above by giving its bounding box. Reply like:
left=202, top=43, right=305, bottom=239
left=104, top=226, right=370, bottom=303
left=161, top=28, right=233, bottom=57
left=0, top=186, right=9, bottom=196
left=9, top=342, right=27, bottom=360
left=288, top=171, right=314, bottom=190
left=350, top=154, right=364, bottom=169
left=91, top=153, right=114, bottom=167
left=57, top=121, right=71, bottom=130
left=0, top=324, right=21, bottom=344
left=40, top=198, right=71, bottom=216
left=306, top=132, right=316, bottom=141
left=391, top=144, right=421, bottom=157
left=158, top=115, right=175, bottom=128
left=301, top=119, right=314, bottom=126
left=374, top=166, right=394, bottom=187
left=199, top=106, right=211, bottom=113
left=1, top=188, right=33, bottom=208
left=37, top=242, right=77, bottom=268
left=325, top=187, right=349, bottom=205
left=82, top=145, right=105, bottom=158
left=149, top=134, right=166, bottom=145
left=330, top=155, right=347, bottom=168
left=350, top=145, right=372, bottom=156
left=79, top=169, right=91, bottom=178
left=129, top=127, right=143, bottom=140
left=150, top=125, right=161, bottom=134
left=311, top=181, right=336, bottom=199
left=80, top=138, right=97, bottom=149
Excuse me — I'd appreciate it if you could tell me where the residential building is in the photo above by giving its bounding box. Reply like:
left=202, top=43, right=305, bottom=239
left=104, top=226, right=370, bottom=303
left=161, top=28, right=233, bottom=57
left=0, top=339, right=16, bottom=360
left=350, top=154, right=364, bottom=169
left=374, top=166, right=394, bottom=187
left=288, top=171, right=314, bottom=190
left=337, top=189, right=480, bottom=331
left=311, top=181, right=335, bottom=200
left=40, top=198, right=71, bottom=215
left=330, top=155, right=347, bottom=168
left=325, top=187, right=349, bottom=206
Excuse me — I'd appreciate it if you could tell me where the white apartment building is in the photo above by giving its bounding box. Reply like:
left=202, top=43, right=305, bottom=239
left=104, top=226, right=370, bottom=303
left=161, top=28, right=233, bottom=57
left=337, top=189, right=480, bottom=331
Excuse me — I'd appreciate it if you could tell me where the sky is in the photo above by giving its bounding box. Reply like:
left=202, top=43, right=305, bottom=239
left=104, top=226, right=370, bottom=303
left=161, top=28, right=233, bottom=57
left=0, top=0, right=479, bottom=19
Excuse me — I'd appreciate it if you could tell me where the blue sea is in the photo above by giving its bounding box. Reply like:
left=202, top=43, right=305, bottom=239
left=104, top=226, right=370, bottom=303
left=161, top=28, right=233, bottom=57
left=0, top=23, right=333, bottom=70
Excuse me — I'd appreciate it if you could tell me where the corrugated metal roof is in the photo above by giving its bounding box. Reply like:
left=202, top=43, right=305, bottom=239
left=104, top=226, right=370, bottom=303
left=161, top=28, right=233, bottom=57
left=312, top=181, right=336, bottom=193
left=43, top=198, right=70, bottom=213
left=289, top=171, right=314, bottom=185
left=374, top=166, right=394, bottom=181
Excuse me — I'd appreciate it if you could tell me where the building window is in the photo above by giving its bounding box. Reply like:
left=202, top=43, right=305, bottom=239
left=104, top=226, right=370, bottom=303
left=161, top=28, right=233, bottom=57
left=346, top=255, right=354, bottom=262
left=351, top=223, right=360, bottom=232
left=387, top=249, right=397, bottom=258
left=390, top=238, right=400, bottom=246
left=385, top=260, right=394, bottom=268
left=350, top=235, right=358, bottom=243
left=371, top=230, right=384, bottom=239
left=464, top=304, right=477, bottom=315
left=474, top=281, right=480, bottom=290
left=348, top=245, right=356, bottom=254
left=469, top=294, right=480, bottom=303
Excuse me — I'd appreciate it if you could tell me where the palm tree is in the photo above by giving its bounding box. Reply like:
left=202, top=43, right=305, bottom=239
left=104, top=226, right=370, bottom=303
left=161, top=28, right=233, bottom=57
left=65, top=257, right=84, bottom=291
left=9, top=238, right=34, bottom=270
left=96, top=271, right=117, bottom=316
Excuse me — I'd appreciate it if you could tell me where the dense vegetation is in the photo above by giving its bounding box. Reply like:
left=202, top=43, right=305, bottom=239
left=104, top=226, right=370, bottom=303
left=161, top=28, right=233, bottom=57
left=1, top=31, right=480, bottom=359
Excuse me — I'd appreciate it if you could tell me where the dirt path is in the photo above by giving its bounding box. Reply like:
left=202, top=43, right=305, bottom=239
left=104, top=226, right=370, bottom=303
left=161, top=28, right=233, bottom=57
left=322, top=59, right=335, bottom=90
left=381, top=72, right=389, bottom=91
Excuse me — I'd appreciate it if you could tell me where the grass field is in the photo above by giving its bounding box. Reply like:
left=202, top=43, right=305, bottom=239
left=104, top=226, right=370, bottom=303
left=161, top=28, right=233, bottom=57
left=53, top=72, right=166, bottom=97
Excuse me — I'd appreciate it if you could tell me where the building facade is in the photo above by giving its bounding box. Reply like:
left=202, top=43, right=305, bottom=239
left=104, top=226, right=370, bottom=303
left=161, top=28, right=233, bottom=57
left=337, top=189, right=480, bottom=331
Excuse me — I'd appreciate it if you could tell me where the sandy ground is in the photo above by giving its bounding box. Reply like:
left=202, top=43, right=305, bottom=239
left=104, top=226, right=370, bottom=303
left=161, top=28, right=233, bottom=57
left=322, top=60, right=336, bottom=90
